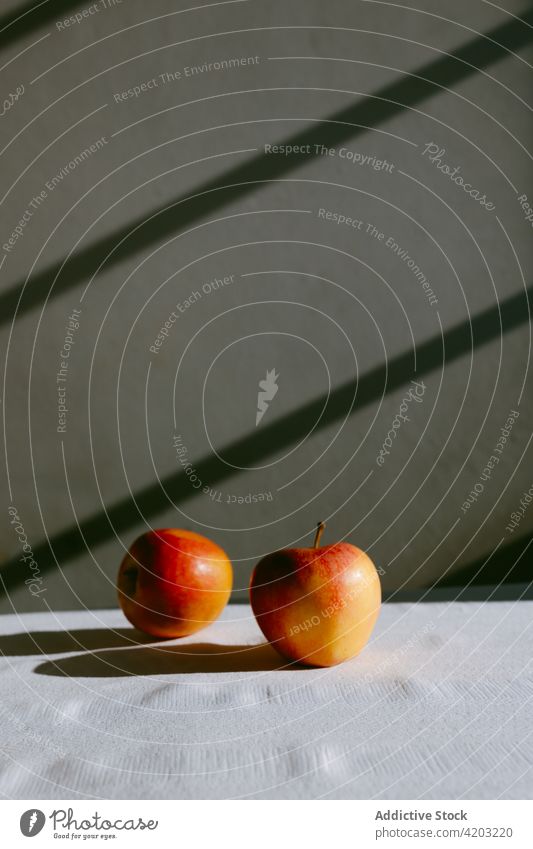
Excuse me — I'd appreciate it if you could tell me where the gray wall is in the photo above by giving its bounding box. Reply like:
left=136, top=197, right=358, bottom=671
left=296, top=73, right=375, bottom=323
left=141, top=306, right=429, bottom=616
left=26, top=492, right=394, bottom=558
left=1, top=0, right=532, bottom=612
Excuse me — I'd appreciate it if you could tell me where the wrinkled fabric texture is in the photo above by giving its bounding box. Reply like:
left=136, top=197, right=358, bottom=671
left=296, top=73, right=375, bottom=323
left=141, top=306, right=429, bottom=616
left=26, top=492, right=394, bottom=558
left=0, top=602, right=531, bottom=799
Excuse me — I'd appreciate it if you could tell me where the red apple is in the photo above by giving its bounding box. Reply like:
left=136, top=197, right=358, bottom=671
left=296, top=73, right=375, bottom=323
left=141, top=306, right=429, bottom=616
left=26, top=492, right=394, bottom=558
left=249, top=523, right=381, bottom=667
left=117, top=528, right=232, bottom=638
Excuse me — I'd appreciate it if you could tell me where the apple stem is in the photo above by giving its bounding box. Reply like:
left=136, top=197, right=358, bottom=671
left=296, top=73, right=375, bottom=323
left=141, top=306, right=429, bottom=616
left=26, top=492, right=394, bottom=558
left=314, top=521, right=326, bottom=548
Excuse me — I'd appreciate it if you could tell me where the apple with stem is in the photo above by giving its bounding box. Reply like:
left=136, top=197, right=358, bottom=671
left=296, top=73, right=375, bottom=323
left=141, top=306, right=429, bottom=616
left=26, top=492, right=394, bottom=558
left=249, top=522, right=381, bottom=667
left=118, top=528, right=233, bottom=638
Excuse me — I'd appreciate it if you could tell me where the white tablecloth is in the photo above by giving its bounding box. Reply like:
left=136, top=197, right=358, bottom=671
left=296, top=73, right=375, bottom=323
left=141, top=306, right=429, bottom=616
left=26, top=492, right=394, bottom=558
left=0, top=602, right=531, bottom=799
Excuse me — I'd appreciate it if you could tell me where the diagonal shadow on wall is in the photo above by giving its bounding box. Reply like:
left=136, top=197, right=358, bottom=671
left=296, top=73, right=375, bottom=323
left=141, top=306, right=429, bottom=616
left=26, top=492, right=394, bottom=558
left=437, top=529, right=533, bottom=588
left=1, top=10, right=532, bottom=324
left=1, top=284, right=530, bottom=592
left=0, top=0, right=97, bottom=44
left=1, top=8, right=532, bottom=595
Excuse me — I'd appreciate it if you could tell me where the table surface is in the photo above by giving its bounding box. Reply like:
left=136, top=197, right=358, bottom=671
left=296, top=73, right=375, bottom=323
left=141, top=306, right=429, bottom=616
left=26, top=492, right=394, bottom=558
left=0, top=602, right=531, bottom=800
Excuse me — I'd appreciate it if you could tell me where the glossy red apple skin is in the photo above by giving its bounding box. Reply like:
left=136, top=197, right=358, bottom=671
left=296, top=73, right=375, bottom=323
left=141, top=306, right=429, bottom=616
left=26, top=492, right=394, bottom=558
left=117, top=528, right=232, bottom=638
left=250, top=541, right=381, bottom=667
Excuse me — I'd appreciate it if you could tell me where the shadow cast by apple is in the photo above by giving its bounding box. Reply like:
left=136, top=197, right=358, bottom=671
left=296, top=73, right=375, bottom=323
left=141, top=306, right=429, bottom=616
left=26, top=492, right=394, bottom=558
left=34, top=641, right=297, bottom=676
left=0, top=627, right=157, bottom=657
